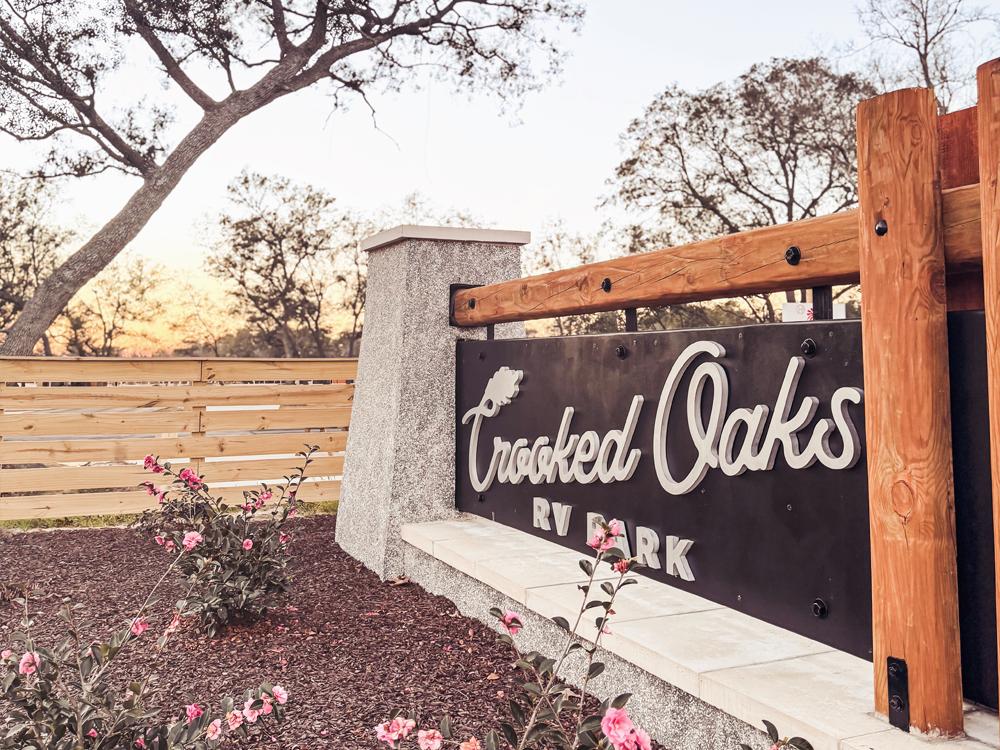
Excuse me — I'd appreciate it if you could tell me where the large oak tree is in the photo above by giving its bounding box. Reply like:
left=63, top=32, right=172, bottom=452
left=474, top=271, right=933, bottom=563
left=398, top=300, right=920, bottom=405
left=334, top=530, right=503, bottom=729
left=0, top=0, right=581, bottom=354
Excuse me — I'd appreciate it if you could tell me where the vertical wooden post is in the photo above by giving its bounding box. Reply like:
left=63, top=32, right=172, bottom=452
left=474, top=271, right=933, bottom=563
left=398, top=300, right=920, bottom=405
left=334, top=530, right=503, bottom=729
left=976, top=58, right=1000, bottom=735
left=191, top=361, right=208, bottom=480
left=856, top=87, right=964, bottom=734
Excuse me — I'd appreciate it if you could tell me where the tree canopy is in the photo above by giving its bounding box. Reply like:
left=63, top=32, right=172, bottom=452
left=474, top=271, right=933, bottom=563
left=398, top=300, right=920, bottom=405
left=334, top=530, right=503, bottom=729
left=0, top=0, right=582, bottom=353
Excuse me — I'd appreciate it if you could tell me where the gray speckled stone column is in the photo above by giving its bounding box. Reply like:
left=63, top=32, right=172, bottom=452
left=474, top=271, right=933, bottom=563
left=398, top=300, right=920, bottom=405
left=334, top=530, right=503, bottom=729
left=336, top=225, right=527, bottom=579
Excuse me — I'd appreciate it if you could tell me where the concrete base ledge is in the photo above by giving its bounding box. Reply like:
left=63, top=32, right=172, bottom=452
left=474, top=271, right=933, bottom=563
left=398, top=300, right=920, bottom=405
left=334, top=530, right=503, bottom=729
left=401, top=516, right=998, bottom=750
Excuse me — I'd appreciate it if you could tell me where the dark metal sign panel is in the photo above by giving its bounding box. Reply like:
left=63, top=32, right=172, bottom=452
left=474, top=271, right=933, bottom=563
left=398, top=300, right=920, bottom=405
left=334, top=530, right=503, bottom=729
left=457, top=321, right=873, bottom=658
left=455, top=314, right=997, bottom=708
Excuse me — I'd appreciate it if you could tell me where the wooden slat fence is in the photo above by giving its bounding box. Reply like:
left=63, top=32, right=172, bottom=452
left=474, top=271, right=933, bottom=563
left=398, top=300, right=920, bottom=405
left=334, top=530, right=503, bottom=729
left=0, top=357, right=356, bottom=520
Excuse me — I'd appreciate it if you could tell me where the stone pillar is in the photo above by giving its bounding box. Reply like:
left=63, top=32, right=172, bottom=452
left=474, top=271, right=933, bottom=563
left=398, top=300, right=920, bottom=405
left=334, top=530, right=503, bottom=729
left=336, top=225, right=528, bottom=579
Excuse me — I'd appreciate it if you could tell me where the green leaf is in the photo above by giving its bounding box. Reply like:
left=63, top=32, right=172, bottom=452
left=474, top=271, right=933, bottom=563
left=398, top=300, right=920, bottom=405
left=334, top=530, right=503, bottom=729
left=485, top=729, right=500, bottom=750
left=551, top=616, right=570, bottom=631
left=500, top=722, right=518, bottom=746
left=611, top=693, right=631, bottom=709
left=579, top=559, right=594, bottom=576
left=440, top=715, right=452, bottom=739
left=763, top=720, right=780, bottom=743
left=788, top=738, right=814, bottom=750
left=587, top=662, right=605, bottom=679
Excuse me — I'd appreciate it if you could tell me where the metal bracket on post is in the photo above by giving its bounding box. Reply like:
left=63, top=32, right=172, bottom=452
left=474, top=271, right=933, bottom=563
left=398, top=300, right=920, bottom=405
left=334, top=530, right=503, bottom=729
left=887, top=657, right=910, bottom=732
left=624, top=308, right=638, bottom=332
left=449, top=283, right=482, bottom=327
left=450, top=283, right=495, bottom=340
left=812, top=286, right=834, bottom=320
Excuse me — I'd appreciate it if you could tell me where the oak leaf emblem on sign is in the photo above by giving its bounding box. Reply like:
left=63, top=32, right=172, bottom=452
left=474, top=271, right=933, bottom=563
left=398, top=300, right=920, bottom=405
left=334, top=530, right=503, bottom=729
left=462, top=366, right=524, bottom=424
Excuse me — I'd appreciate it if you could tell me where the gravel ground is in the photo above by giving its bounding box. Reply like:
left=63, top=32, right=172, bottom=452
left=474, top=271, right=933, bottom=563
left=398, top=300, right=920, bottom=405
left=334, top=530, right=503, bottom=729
left=0, top=515, right=633, bottom=749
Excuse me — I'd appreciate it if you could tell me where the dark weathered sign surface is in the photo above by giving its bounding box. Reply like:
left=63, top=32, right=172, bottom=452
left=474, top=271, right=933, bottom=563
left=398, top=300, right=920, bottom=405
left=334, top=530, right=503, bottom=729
left=455, top=314, right=997, bottom=707
left=457, top=321, right=873, bottom=657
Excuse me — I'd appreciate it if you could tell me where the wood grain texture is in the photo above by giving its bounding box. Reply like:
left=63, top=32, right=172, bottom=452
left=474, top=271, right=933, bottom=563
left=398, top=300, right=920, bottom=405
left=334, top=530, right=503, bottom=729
left=202, top=359, right=357, bottom=382
left=857, top=87, right=963, bottom=734
left=0, top=383, right=354, bottom=409
left=0, top=410, right=197, bottom=437
left=0, top=357, right=354, bottom=519
left=452, top=184, right=981, bottom=325
left=0, top=456, right=344, bottom=494
left=0, top=480, right=342, bottom=521
left=940, top=106, right=980, bottom=189
left=977, top=58, right=1000, bottom=739
left=200, top=407, right=352, bottom=432
left=0, top=357, right=358, bottom=384
left=0, top=431, right=348, bottom=464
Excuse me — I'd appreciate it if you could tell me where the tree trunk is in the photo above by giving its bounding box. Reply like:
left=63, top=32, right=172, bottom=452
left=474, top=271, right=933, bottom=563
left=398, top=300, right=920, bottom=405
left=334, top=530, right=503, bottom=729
left=0, top=106, right=243, bottom=355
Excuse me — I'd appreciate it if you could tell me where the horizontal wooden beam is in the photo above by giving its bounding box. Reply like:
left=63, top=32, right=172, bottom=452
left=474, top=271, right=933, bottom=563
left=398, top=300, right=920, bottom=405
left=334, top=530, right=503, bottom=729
left=451, top=183, right=982, bottom=326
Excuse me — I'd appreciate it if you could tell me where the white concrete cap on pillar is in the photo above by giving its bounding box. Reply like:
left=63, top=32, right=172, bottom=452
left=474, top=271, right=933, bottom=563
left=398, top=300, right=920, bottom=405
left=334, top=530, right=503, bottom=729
left=361, top=225, right=531, bottom=252
left=336, top=224, right=529, bottom=580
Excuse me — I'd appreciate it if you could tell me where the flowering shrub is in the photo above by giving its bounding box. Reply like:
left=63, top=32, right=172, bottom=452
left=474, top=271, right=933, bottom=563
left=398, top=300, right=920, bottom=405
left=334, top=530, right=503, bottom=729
left=137, top=447, right=319, bottom=636
left=0, top=550, right=289, bottom=748
left=375, top=518, right=652, bottom=750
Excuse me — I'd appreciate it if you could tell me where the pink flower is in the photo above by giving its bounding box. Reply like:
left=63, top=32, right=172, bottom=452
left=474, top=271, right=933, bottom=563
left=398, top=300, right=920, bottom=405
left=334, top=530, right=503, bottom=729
left=18, top=651, right=39, bottom=676
left=164, top=540, right=176, bottom=552
left=179, top=467, right=203, bottom=489
left=279, top=532, right=291, bottom=545
left=259, top=490, right=272, bottom=503
left=87, top=729, right=98, bottom=738
left=242, top=538, right=253, bottom=551
left=206, top=719, right=223, bottom=740
left=243, top=698, right=260, bottom=724
left=182, top=531, right=203, bottom=551
left=601, top=707, right=635, bottom=748
left=260, top=695, right=273, bottom=715
left=633, top=727, right=652, bottom=750
left=613, top=559, right=631, bottom=575
left=459, top=739, right=482, bottom=750
left=587, top=531, right=616, bottom=552
left=607, top=519, right=623, bottom=537
left=375, top=717, right=416, bottom=744
left=501, top=610, right=523, bottom=635
left=141, top=482, right=156, bottom=496
left=271, top=685, right=288, bottom=705
left=135, top=739, right=146, bottom=748
left=143, top=455, right=163, bottom=473
left=154, top=535, right=164, bottom=546
left=226, top=710, right=243, bottom=731
left=418, top=729, right=444, bottom=750
left=186, top=703, right=203, bottom=724
left=130, top=618, right=149, bottom=637
left=1, top=649, right=12, bottom=659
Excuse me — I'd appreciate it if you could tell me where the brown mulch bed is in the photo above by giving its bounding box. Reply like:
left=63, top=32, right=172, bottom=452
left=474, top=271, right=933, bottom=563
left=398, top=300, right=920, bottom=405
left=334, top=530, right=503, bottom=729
left=0, top=515, right=550, bottom=749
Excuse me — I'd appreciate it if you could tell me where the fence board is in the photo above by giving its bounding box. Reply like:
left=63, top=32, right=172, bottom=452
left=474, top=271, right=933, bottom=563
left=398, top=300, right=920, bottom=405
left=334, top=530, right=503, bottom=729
left=0, top=358, right=203, bottom=383
left=0, top=410, right=197, bottom=437
left=203, top=359, right=357, bottom=382
left=0, top=455, right=343, bottom=494
left=0, top=480, right=342, bottom=521
left=1, top=383, right=353, bottom=409
left=200, top=407, right=352, bottom=432
left=0, top=431, right=347, bottom=464
left=201, top=456, right=343, bottom=483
